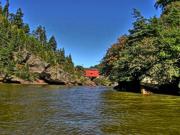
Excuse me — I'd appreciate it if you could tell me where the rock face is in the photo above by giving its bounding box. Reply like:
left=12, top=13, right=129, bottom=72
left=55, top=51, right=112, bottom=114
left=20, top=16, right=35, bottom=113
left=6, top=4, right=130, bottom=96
left=8, top=76, right=24, bottom=84
left=13, top=50, right=49, bottom=74
left=93, top=76, right=112, bottom=86
left=40, top=65, right=72, bottom=85
left=82, top=78, right=96, bottom=86
left=2, top=75, right=25, bottom=84
left=141, top=87, right=152, bottom=96
left=0, top=73, right=5, bottom=82
left=13, top=50, right=31, bottom=64
left=26, top=54, right=49, bottom=74
left=2, top=50, right=97, bottom=86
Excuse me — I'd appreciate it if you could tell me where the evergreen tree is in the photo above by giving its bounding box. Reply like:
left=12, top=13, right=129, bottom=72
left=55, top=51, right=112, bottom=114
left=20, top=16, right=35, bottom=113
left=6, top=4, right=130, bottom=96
left=48, top=36, right=57, bottom=51
left=155, top=0, right=178, bottom=10
left=0, top=1, right=2, bottom=15
left=65, top=54, right=74, bottom=73
left=101, top=35, right=128, bottom=76
left=33, top=25, right=47, bottom=45
left=23, top=23, right=30, bottom=34
left=101, top=0, right=180, bottom=89
left=67, top=54, right=73, bottom=65
left=0, top=0, right=78, bottom=82
left=9, top=8, right=30, bottom=33
left=14, top=8, right=24, bottom=28
left=128, top=9, right=148, bottom=45
left=54, top=48, right=65, bottom=64
left=3, top=0, right=9, bottom=18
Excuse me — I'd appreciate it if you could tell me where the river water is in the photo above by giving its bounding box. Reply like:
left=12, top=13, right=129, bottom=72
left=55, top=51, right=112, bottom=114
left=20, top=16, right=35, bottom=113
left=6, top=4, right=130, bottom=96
left=0, top=84, right=180, bottom=135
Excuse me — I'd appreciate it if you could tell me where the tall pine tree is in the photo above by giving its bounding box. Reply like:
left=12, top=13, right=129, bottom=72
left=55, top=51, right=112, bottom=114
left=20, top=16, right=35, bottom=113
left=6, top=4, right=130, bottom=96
left=0, top=1, right=2, bottom=15
left=48, top=36, right=57, bottom=51
left=14, top=8, right=24, bottom=28
left=155, top=0, right=178, bottom=11
left=33, top=25, right=47, bottom=45
left=128, top=9, right=148, bottom=45
left=3, top=0, right=9, bottom=18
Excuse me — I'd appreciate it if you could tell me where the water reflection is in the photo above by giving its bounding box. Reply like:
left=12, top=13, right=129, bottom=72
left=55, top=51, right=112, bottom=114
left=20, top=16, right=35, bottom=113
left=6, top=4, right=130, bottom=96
left=0, top=84, right=180, bottom=135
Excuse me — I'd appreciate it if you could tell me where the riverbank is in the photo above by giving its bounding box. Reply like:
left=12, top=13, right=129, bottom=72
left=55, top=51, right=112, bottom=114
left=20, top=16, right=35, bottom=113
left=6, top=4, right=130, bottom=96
left=0, top=78, right=97, bottom=86
left=114, top=81, right=180, bottom=96
left=0, top=50, right=97, bottom=86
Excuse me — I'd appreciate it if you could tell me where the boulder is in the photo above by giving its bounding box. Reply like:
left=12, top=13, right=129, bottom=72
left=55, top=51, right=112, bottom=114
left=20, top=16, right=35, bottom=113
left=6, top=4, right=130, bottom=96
left=70, top=80, right=83, bottom=86
left=33, top=79, right=47, bottom=85
left=0, top=73, right=5, bottom=82
left=141, top=87, right=152, bottom=96
left=13, top=50, right=31, bottom=64
left=27, top=54, right=49, bottom=74
left=93, top=76, right=112, bottom=86
left=13, top=50, right=49, bottom=74
left=82, top=78, right=96, bottom=86
left=40, top=65, right=72, bottom=85
left=3, top=75, right=25, bottom=84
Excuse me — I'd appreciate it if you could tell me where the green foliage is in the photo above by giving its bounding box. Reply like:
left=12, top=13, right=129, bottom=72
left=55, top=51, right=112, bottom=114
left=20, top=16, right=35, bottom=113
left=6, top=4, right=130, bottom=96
left=15, top=64, right=30, bottom=80
left=9, top=8, right=30, bottom=34
left=0, top=1, right=75, bottom=81
left=155, top=0, right=178, bottom=11
left=64, top=54, right=75, bottom=73
left=2, top=0, right=9, bottom=18
left=75, top=65, right=85, bottom=78
left=10, top=8, right=24, bottom=28
left=0, top=1, right=2, bottom=15
left=48, top=36, right=57, bottom=51
left=0, top=32, right=15, bottom=76
left=100, top=35, right=128, bottom=76
left=93, top=77, right=112, bottom=86
left=33, top=25, right=47, bottom=45
left=101, top=0, right=180, bottom=88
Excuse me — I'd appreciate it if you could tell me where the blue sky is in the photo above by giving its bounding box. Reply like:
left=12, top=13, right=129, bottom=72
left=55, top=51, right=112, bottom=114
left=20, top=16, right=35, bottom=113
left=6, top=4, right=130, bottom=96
left=2, top=0, right=161, bottom=67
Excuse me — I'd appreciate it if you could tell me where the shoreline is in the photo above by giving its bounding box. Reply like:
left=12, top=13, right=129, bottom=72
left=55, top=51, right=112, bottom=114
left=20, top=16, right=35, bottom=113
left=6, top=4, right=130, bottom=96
left=114, top=83, right=180, bottom=96
left=1, top=81, right=179, bottom=96
left=0, top=80, right=98, bottom=87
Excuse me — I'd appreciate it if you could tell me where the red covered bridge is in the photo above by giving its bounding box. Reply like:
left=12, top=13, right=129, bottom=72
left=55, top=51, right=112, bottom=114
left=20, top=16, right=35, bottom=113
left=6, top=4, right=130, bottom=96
left=85, top=69, right=100, bottom=78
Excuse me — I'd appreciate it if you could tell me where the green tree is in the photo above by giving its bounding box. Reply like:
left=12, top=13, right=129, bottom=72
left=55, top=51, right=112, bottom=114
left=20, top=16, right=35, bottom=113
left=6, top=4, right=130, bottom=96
left=64, top=54, right=74, bottom=73
left=23, top=23, right=30, bottom=34
left=101, top=0, right=180, bottom=90
left=9, top=8, right=30, bottom=33
left=128, top=9, right=148, bottom=45
left=0, top=1, right=2, bottom=15
left=56, top=48, right=66, bottom=64
left=101, top=35, right=127, bottom=76
left=13, top=8, right=24, bottom=28
left=48, top=36, right=57, bottom=51
left=155, top=0, right=178, bottom=10
left=0, top=0, right=79, bottom=83
left=3, top=0, right=9, bottom=18
left=33, top=25, right=47, bottom=45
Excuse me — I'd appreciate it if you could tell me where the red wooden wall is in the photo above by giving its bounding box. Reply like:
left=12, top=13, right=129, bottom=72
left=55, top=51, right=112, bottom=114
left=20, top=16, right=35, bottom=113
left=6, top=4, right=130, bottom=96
left=85, top=69, right=100, bottom=78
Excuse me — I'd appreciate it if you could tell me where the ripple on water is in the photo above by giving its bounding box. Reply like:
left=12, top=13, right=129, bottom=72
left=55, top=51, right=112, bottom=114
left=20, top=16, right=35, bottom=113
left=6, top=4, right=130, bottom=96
left=0, top=85, right=180, bottom=135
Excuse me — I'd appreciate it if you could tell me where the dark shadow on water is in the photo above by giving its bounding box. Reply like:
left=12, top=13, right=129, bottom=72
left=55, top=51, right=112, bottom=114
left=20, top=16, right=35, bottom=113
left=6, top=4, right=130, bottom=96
left=114, top=81, right=141, bottom=92
left=114, top=81, right=180, bottom=96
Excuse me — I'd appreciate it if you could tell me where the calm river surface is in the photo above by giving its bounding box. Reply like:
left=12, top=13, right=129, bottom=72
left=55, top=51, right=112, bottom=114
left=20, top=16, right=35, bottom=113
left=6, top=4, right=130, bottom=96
left=0, top=84, right=180, bottom=135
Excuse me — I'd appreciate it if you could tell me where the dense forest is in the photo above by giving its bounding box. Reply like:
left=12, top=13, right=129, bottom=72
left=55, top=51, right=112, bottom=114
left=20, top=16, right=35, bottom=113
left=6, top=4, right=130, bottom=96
left=100, top=0, right=180, bottom=93
left=0, top=0, right=95, bottom=85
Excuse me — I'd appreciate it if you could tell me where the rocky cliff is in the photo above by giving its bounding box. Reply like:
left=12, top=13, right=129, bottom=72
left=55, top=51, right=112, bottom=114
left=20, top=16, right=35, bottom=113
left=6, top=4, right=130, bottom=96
left=0, top=51, right=95, bottom=86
